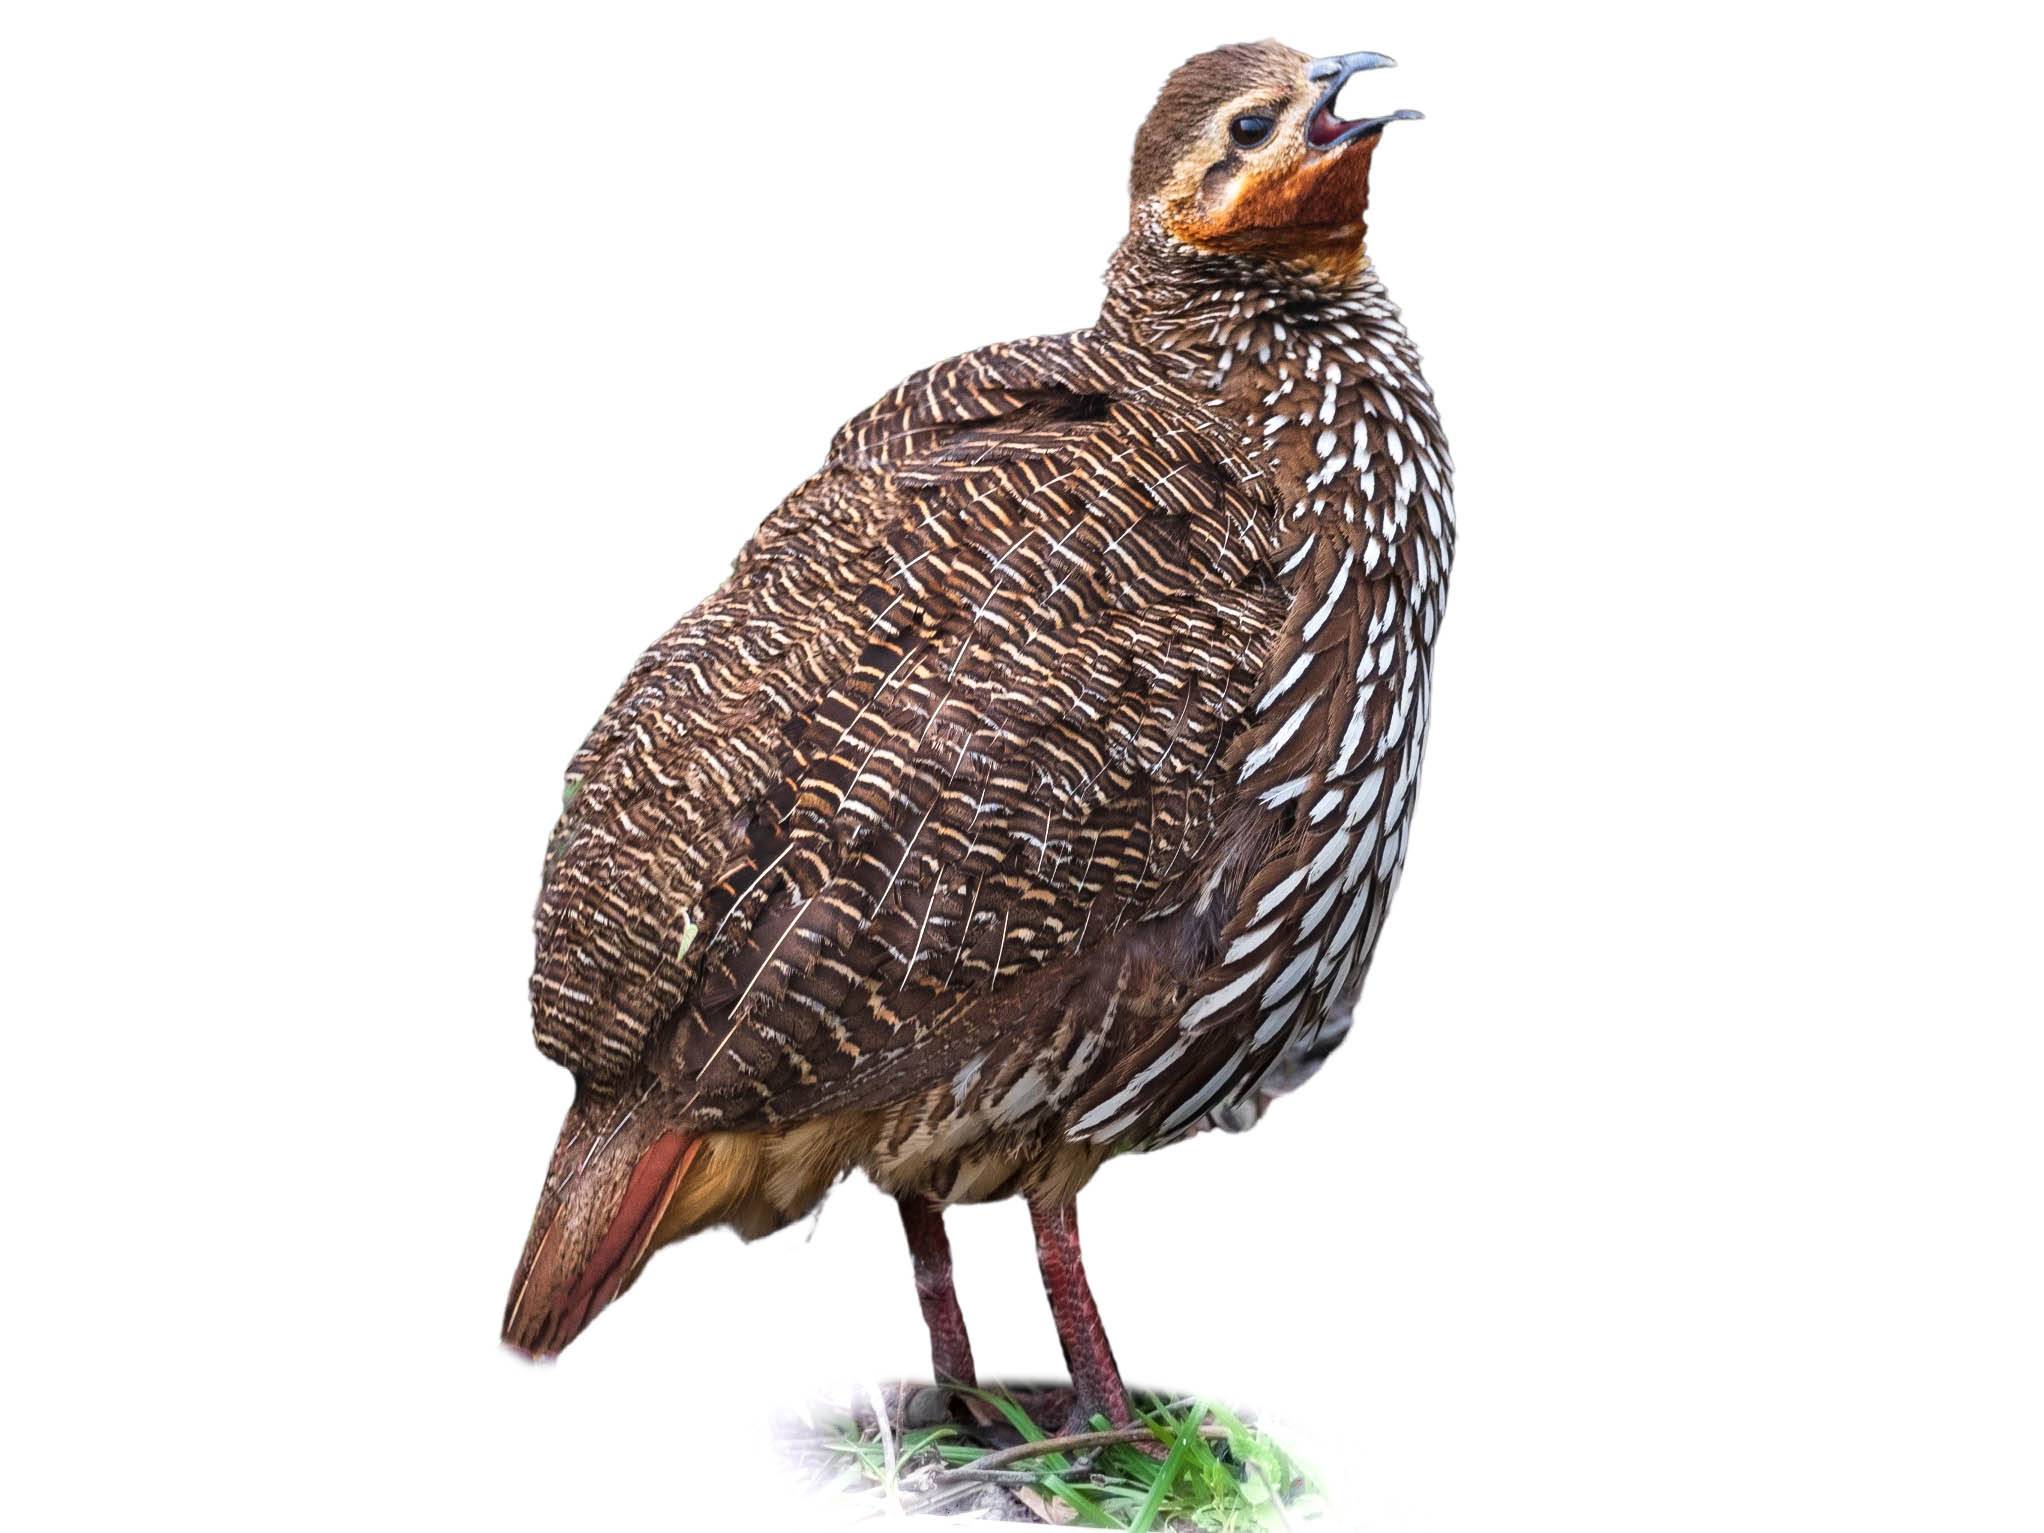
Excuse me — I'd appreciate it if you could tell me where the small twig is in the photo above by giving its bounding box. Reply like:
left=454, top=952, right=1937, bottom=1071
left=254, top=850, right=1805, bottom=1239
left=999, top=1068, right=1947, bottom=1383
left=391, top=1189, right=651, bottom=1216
left=935, top=1465, right=1078, bottom=1488
left=934, top=1423, right=1232, bottom=1481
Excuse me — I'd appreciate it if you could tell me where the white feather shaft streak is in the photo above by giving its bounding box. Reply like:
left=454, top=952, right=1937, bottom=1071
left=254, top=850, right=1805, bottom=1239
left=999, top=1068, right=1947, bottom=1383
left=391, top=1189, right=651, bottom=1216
left=1300, top=548, right=1355, bottom=643
left=1156, top=1036, right=1254, bottom=1138
left=1257, top=652, right=1313, bottom=713
left=1237, top=691, right=1320, bottom=781
left=1252, top=866, right=1308, bottom=922
left=1178, top=958, right=1273, bottom=1032
left=1224, top=918, right=1282, bottom=964
left=1069, top=1035, right=1190, bottom=1136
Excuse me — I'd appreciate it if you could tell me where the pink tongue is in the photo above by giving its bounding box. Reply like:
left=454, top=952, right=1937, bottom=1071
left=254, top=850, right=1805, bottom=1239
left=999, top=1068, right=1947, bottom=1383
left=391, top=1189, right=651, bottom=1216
left=1308, top=106, right=1349, bottom=147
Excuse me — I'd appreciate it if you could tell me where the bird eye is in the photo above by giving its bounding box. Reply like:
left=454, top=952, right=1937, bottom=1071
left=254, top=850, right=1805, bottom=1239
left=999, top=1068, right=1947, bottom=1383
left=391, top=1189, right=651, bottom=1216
left=1229, top=113, right=1275, bottom=148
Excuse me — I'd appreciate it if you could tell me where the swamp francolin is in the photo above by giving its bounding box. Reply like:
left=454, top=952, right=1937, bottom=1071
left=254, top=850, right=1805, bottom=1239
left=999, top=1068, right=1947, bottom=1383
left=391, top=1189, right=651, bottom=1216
left=504, top=41, right=1452, bottom=1430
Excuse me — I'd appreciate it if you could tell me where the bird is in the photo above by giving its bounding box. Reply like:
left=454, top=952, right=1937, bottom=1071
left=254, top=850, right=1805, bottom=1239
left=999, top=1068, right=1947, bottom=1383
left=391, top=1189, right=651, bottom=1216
left=502, top=40, right=1452, bottom=1433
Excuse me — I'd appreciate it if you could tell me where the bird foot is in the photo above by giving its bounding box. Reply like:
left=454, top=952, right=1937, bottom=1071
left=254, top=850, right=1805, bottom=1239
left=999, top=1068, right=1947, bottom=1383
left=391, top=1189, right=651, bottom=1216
left=981, top=1382, right=1168, bottom=1453
left=856, top=1380, right=1175, bottom=1459
left=854, top=1380, right=1016, bottom=1447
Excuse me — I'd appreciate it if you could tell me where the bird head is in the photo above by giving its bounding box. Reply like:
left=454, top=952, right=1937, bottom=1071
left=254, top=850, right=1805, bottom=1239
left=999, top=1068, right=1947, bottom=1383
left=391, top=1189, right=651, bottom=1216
left=501, top=1085, right=701, bottom=1358
left=1129, top=41, right=1421, bottom=280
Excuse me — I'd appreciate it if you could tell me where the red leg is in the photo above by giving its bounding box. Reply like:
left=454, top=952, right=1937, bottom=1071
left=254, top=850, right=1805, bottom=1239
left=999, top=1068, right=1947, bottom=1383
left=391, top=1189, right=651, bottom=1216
left=898, top=1194, right=977, bottom=1387
left=1028, top=1193, right=1132, bottom=1429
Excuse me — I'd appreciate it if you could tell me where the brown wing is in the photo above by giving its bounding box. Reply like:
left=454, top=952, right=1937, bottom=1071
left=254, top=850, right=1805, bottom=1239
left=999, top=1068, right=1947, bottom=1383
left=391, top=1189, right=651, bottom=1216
left=530, top=336, right=1286, bottom=1118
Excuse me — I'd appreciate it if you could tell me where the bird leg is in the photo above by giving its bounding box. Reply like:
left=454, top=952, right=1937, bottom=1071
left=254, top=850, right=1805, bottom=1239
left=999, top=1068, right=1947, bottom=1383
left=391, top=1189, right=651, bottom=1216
left=1027, top=1192, right=1132, bottom=1431
left=897, top=1194, right=978, bottom=1388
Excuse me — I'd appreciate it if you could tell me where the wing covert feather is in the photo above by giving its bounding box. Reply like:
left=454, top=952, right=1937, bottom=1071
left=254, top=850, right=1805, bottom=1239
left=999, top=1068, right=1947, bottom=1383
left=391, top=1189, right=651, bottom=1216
left=531, top=339, right=1286, bottom=1118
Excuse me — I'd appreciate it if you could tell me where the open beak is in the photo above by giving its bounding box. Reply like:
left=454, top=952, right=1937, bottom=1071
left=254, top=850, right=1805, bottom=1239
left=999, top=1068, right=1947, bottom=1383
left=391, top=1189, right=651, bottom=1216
left=1304, top=51, right=1422, bottom=150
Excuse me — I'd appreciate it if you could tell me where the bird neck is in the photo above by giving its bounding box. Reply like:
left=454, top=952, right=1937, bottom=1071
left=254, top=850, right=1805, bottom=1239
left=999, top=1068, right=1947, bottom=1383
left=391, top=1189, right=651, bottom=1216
left=1100, top=216, right=1369, bottom=353
left=1099, top=220, right=1441, bottom=539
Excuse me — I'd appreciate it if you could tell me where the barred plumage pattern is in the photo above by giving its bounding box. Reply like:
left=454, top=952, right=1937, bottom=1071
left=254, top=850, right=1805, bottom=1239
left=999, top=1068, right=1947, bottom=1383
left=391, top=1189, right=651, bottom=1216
left=529, top=217, right=1451, bottom=1188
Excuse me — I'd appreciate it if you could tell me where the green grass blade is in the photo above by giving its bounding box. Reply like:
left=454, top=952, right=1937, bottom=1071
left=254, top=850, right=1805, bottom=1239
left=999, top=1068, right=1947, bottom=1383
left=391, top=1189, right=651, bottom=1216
left=805, top=1389, right=1317, bottom=1529
left=1128, top=1398, right=1206, bottom=1533
left=953, top=1385, right=1046, bottom=1441
left=944, top=1388, right=1121, bottom=1527
left=1039, top=1473, right=1122, bottom=1528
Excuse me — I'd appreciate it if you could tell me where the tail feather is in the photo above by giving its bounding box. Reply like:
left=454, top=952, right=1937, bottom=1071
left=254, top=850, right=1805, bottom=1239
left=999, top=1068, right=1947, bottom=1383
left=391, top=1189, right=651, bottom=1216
left=502, top=1129, right=701, bottom=1357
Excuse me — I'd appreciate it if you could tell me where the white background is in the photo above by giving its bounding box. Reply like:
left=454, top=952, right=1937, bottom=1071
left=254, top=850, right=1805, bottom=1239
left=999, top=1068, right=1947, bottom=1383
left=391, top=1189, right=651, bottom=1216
left=5, top=2, right=2039, bottom=1529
